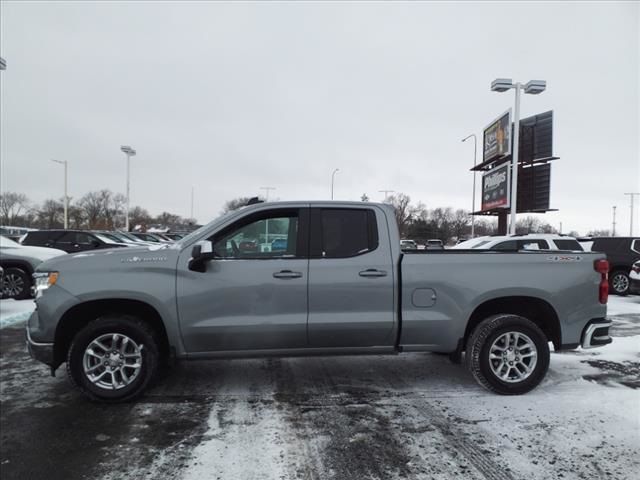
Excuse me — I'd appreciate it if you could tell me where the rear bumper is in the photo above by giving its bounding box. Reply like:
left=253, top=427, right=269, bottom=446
left=26, top=322, right=54, bottom=366
left=581, top=318, right=612, bottom=349
left=629, top=277, right=640, bottom=294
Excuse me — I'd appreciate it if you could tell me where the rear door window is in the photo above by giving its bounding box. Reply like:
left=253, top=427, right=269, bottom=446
left=492, top=240, right=517, bottom=250
left=312, top=208, right=378, bottom=258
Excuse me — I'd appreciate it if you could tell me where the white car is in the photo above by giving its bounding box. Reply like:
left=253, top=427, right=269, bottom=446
left=452, top=234, right=583, bottom=251
left=0, top=235, right=66, bottom=299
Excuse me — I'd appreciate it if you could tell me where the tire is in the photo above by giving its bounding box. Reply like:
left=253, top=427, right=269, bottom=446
left=66, top=315, right=160, bottom=403
left=465, top=314, right=550, bottom=395
left=610, top=271, right=630, bottom=296
left=1, top=267, right=31, bottom=299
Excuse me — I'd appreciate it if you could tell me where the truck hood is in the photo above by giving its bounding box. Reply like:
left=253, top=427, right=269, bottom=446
left=36, top=243, right=180, bottom=272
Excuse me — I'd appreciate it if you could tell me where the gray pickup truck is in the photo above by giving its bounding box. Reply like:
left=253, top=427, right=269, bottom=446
left=27, top=201, right=612, bottom=402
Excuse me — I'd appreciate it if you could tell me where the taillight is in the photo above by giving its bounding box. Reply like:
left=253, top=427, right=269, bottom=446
left=594, top=259, right=609, bottom=304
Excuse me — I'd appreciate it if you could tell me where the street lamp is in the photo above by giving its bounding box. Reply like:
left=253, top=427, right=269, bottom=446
left=461, top=134, right=477, bottom=237
left=491, top=78, right=546, bottom=235
left=51, top=159, right=68, bottom=229
left=120, top=145, right=136, bottom=231
left=331, top=168, right=340, bottom=200
left=379, top=190, right=395, bottom=202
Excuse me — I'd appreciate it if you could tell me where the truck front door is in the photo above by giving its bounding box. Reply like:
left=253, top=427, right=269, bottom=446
left=176, top=207, right=309, bottom=353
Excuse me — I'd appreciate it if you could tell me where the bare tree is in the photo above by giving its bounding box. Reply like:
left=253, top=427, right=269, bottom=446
left=385, top=193, right=425, bottom=236
left=222, top=197, right=253, bottom=214
left=586, top=229, right=611, bottom=237
left=129, top=206, right=152, bottom=230
left=451, top=209, right=470, bottom=240
left=35, top=199, right=64, bottom=228
left=0, top=192, right=30, bottom=225
left=78, top=191, right=104, bottom=229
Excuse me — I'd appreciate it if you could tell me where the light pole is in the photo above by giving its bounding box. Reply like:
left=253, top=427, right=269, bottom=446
left=462, top=134, right=477, bottom=237
left=51, top=159, right=68, bottom=229
left=491, top=78, right=546, bottom=235
left=260, top=187, right=276, bottom=248
left=379, top=190, right=395, bottom=202
left=624, top=193, right=640, bottom=235
left=331, top=169, right=340, bottom=200
left=120, top=145, right=136, bottom=231
left=612, top=206, right=617, bottom=236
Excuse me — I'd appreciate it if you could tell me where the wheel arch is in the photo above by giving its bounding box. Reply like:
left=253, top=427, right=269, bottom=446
left=53, top=298, right=170, bottom=369
left=0, top=260, right=34, bottom=274
left=464, top=296, right=562, bottom=350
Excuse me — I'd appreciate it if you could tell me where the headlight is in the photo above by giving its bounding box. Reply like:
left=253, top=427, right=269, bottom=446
left=33, top=272, right=59, bottom=298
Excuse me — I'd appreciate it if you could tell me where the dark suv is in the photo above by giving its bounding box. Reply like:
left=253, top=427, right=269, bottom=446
left=588, top=237, right=640, bottom=295
left=21, top=230, right=129, bottom=254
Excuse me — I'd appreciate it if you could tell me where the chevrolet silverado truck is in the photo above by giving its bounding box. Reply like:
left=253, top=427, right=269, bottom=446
left=26, top=201, right=612, bottom=402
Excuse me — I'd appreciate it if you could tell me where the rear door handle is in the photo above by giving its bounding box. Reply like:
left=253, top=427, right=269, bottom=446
left=273, top=270, right=303, bottom=279
left=359, top=269, right=387, bottom=278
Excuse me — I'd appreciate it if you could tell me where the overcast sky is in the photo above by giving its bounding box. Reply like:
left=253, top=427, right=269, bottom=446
left=1, top=1, right=638, bottom=234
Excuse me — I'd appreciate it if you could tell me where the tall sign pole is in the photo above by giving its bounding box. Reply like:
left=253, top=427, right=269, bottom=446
left=612, top=206, right=617, bottom=236
left=624, top=193, right=640, bottom=236
left=509, top=83, right=521, bottom=235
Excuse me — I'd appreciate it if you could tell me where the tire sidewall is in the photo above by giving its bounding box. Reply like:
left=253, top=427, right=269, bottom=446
left=67, top=316, right=158, bottom=402
left=474, top=316, right=550, bottom=395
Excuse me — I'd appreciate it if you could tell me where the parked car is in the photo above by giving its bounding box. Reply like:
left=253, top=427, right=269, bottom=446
left=129, top=232, right=171, bottom=243
left=629, top=261, right=640, bottom=295
left=400, top=239, right=418, bottom=250
left=0, top=235, right=66, bottom=299
left=0, top=226, right=37, bottom=242
left=425, top=239, right=444, bottom=250
left=238, top=239, right=258, bottom=253
left=21, top=230, right=130, bottom=254
left=163, top=233, right=185, bottom=241
left=0, top=266, right=4, bottom=299
left=271, top=238, right=288, bottom=252
left=27, top=201, right=611, bottom=402
left=453, top=234, right=583, bottom=251
left=587, top=237, right=640, bottom=295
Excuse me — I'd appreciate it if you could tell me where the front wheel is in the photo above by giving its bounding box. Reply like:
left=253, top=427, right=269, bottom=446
left=1, top=267, right=31, bottom=299
left=66, top=315, right=159, bottom=402
left=466, top=314, right=550, bottom=395
left=610, top=271, right=630, bottom=296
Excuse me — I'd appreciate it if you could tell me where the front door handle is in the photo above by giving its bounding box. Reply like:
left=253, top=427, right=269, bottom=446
left=273, top=270, right=303, bottom=279
left=359, top=269, right=387, bottom=278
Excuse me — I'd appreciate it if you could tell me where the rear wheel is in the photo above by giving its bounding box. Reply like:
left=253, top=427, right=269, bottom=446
left=466, top=314, right=550, bottom=395
left=610, top=271, right=630, bottom=296
left=66, top=315, right=159, bottom=402
left=1, top=267, right=31, bottom=299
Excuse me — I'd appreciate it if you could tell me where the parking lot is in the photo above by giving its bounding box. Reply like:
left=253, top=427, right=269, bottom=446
left=0, top=296, right=638, bottom=480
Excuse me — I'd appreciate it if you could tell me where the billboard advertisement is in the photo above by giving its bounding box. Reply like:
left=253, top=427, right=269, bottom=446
left=482, top=163, right=510, bottom=211
left=483, top=109, right=512, bottom=163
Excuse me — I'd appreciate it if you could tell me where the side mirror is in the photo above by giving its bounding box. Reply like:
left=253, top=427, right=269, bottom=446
left=189, top=240, right=214, bottom=272
left=92, top=241, right=101, bottom=248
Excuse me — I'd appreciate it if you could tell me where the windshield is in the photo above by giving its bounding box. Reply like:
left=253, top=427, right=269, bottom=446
left=94, top=233, right=119, bottom=244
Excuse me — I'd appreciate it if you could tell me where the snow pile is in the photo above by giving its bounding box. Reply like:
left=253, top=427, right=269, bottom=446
left=0, top=299, right=35, bottom=329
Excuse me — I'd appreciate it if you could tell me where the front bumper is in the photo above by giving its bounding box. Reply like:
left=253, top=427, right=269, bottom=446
left=581, top=318, right=613, bottom=349
left=26, top=323, right=54, bottom=366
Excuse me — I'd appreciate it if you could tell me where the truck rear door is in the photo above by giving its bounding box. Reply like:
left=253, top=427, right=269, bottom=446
left=307, top=206, right=395, bottom=347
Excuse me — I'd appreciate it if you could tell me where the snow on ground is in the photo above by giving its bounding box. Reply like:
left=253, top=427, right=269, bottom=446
left=0, top=298, right=35, bottom=328
left=1, top=295, right=638, bottom=479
